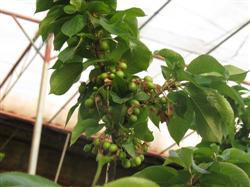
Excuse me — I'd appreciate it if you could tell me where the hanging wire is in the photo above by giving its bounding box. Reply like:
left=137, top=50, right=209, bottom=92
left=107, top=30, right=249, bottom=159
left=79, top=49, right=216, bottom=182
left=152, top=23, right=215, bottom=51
left=139, top=0, right=172, bottom=30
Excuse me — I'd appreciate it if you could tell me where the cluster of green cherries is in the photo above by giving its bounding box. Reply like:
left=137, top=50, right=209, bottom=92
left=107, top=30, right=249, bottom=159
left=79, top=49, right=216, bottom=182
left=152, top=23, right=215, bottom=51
left=83, top=138, right=146, bottom=168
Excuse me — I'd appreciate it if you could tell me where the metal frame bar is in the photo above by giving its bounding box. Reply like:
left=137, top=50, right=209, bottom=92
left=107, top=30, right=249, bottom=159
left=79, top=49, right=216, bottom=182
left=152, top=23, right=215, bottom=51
left=12, top=16, right=44, bottom=60
left=0, top=42, right=44, bottom=103
left=0, top=33, right=39, bottom=90
left=139, top=0, right=172, bottom=30
left=0, top=8, right=40, bottom=23
left=28, top=36, right=52, bottom=175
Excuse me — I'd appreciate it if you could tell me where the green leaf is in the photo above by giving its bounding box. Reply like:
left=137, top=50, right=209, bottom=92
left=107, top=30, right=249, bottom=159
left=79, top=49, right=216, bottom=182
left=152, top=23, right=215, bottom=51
left=0, top=172, right=59, bottom=187
left=108, top=38, right=129, bottom=61
left=187, top=85, right=224, bottom=143
left=65, top=103, right=80, bottom=126
left=134, top=166, right=178, bottom=187
left=36, top=0, right=53, bottom=13
left=210, top=81, right=244, bottom=108
left=134, top=121, right=154, bottom=142
left=133, top=108, right=154, bottom=141
left=156, top=49, right=185, bottom=69
left=165, top=148, right=194, bottom=170
left=39, top=6, right=65, bottom=40
left=168, top=115, right=191, bottom=145
left=50, top=63, right=82, bottom=95
left=110, top=91, right=132, bottom=104
left=104, top=177, right=160, bottom=187
left=64, top=5, right=77, bottom=14
left=61, top=15, right=86, bottom=37
left=200, top=162, right=250, bottom=187
left=101, top=0, right=117, bottom=9
left=149, top=108, right=160, bottom=128
left=187, top=55, right=227, bottom=78
left=70, top=0, right=86, bottom=11
left=221, top=148, right=250, bottom=164
left=99, top=8, right=145, bottom=39
left=123, top=40, right=152, bottom=74
left=58, top=47, right=76, bottom=62
left=134, top=91, right=150, bottom=101
left=87, top=1, right=111, bottom=14
left=122, top=142, right=136, bottom=158
left=237, top=163, right=250, bottom=177
left=53, top=32, right=68, bottom=51
left=161, top=66, right=172, bottom=80
left=224, top=65, right=248, bottom=82
left=206, top=89, right=235, bottom=140
left=71, top=118, right=101, bottom=145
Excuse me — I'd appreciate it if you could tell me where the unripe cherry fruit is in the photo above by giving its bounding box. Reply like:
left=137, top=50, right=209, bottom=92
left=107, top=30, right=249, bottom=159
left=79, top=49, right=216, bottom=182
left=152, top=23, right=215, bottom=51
left=146, top=81, right=155, bottom=89
left=128, top=82, right=137, bottom=92
left=119, top=62, right=127, bottom=70
left=144, top=76, right=153, bottom=82
left=130, top=99, right=140, bottom=106
left=133, top=108, right=140, bottom=115
left=78, top=82, right=86, bottom=93
left=122, top=159, right=131, bottom=168
left=84, top=98, right=94, bottom=108
left=134, top=156, right=142, bottom=166
left=129, top=115, right=138, bottom=123
left=93, top=138, right=100, bottom=146
left=109, top=73, right=116, bottom=79
left=139, top=155, right=144, bottom=161
left=119, top=151, right=126, bottom=160
left=109, top=66, right=116, bottom=73
left=116, top=70, right=124, bottom=78
left=99, top=40, right=109, bottom=51
left=160, top=97, right=167, bottom=104
left=83, top=144, right=92, bottom=152
left=103, top=141, right=111, bottom=150
left=109, top=144, right=118, bottom=153
left=100, top=72, right=108, bottom=80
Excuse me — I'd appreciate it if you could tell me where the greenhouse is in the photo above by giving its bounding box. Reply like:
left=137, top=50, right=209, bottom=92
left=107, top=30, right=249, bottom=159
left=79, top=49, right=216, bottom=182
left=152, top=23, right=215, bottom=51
left=0, top=0, right=249, bottom=186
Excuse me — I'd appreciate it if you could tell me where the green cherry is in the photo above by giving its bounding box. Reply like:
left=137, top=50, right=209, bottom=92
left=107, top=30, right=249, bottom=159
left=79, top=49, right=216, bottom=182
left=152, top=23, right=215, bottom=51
left=144, top=76, right=153, bottom=82
left=100, top=72, right=108, bottom=80
left=130, top=99, right=140, bottom=106
left=160, top=97, right=167, bottom=104
left=119, top=62, right=127, bottom=70
left=116, top=70, right=125, bottom=78
left=146, top=81, right=155, bottom=90
left=129, top=115, right=138, bottom=123
left=103, top=141, right=111, bottom=150
left=84, top=98, right=94, bottom=108
left=99, top=40, right=109, bottom=50
left=129, top=82, right=137, bottom=92
left=93, top=138, right=100, bottom=146
left=122, top=159, right=131, bottom=168
left=134, top=156, right=142, bottom=166
left=133, top=108, right=140, bottom=115
left=109, top=73, right=116, bottom=79
left=109, top=144, right=118, bottom=153
left=78, top=82, right=86, bottom=93
left=119, top=151, right=127, bottom=160
left=83, top=144, right=92, bottom=152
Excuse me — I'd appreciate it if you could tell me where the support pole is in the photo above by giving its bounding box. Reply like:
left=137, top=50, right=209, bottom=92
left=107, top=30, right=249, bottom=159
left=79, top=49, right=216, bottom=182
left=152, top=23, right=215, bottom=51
left=54, top=133, right=70, bottom=182
left=28, top=36, right=52, bottom=175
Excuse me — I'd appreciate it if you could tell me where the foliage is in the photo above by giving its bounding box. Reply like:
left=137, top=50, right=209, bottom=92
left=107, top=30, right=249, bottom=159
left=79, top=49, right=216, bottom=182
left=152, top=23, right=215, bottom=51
left=35, top=0, right=250, bottom=186
left=0, top=172, right=60, bottom=187
left=133, top=145, right=250, bottom=187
